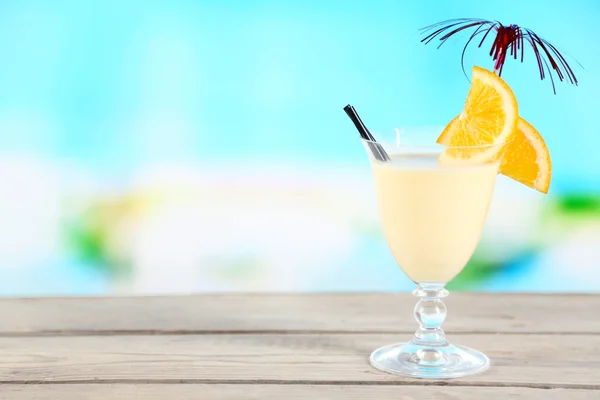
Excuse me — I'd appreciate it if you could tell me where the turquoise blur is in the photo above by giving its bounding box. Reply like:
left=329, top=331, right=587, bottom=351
left=0, top=0, right=598, bottom=295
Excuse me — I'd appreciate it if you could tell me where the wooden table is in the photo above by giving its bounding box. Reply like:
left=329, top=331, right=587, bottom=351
left=0, top=293, right=598, bottom=399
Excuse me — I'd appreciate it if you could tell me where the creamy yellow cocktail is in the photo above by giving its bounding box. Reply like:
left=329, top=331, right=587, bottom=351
left=372, top=154, right=497, bottom=283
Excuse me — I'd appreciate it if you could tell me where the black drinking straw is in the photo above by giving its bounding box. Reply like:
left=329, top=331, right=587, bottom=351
left=343, top=104, right=390, bottom=162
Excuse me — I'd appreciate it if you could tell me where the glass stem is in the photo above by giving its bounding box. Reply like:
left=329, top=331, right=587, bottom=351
left=411, top=283, right=448, bottom=347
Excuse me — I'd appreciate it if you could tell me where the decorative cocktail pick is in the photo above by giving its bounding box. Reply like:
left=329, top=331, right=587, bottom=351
left=344, top=105, right=390, bottom=162
left=420, top=18, right=579, bottom=93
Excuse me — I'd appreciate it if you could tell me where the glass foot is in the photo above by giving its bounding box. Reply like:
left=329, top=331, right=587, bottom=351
left=370, top=341, right=489, bottom=379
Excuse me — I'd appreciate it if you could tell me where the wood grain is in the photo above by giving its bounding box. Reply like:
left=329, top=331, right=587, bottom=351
left=0, top=294, right=596, bottom=335
left=0, top=333, right=597, bottom=388
left=1, top=384, right=596, bottom=400
left=2, top=294, right=599, bottom=398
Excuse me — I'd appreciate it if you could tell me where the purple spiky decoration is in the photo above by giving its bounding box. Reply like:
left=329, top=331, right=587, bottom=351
left=420, top=18, right=579, bottom=93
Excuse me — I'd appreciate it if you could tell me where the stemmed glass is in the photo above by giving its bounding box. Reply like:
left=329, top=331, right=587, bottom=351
left=364, top=127, right=504, bottom=379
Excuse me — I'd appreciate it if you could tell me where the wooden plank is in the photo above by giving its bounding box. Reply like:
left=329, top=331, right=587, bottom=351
left=0, top=294, right=597, bottom=334
left=0, top=334, right=597, bottom=388
left=1, top=384, right=597, bottom=400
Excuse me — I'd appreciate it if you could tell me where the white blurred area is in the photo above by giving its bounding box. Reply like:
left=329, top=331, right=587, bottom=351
left=0, top=156, right=600, bottom=295
left=0, top=111, right=572, bottom=295
left=124, top=162, right=375, bottom=293
left=0, top=152, right=363, bottom=294
left=1, top=155, right=600, bottom=295
left=0, top=156, right=61, bottom=266
left=0, top=155, right=600, bottom=295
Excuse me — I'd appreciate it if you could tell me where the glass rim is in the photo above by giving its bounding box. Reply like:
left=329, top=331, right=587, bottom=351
left=360, top=137, right=513, bottom=150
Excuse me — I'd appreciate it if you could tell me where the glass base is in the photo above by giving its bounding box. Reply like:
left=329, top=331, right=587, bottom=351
left=370, top=341, right=489, bottom=379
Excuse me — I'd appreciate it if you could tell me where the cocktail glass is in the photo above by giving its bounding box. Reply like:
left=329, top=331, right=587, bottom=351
left=364, top=127, right=505, bottom=379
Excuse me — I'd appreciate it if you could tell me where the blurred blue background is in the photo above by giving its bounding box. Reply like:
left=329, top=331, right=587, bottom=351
left=0, top=0, right=599, bottom=296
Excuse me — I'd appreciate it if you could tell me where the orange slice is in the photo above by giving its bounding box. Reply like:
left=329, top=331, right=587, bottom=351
left=499, top=117, right=552, bottom=193
left=436, top=66, right=552, bottom=193
left=437, top=66, right=519, bottom=160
